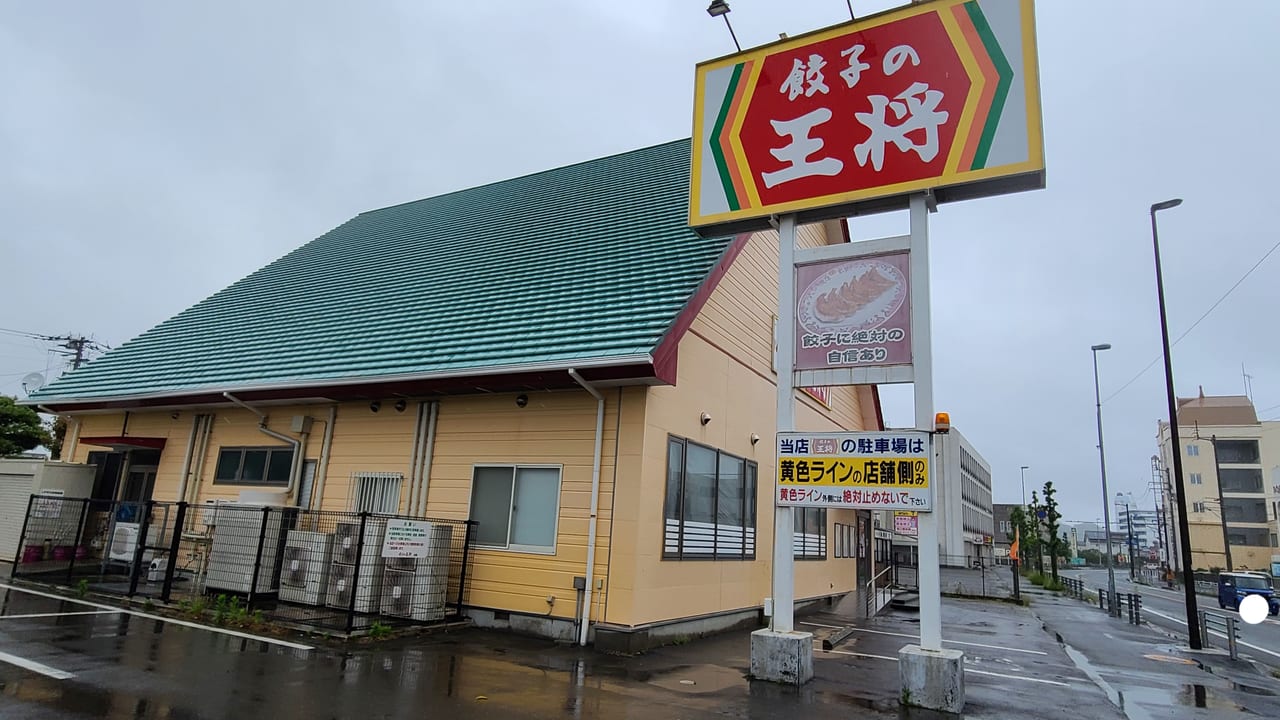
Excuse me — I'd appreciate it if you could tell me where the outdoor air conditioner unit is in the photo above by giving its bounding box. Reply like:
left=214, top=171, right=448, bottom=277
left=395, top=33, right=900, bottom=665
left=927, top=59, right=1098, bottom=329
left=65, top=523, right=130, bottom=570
left=378, top=523, right=453, bottom=622
left=278, top=530, right=334, bottom=606
left=325, top=517, right=388, bottom=613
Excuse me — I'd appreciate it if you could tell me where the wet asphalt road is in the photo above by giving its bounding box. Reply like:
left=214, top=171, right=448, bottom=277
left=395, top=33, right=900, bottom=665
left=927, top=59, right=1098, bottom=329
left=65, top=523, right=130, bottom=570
left=1063, top=567, right=1280, bottom=670
left=1, top=580, right=902, bottom=720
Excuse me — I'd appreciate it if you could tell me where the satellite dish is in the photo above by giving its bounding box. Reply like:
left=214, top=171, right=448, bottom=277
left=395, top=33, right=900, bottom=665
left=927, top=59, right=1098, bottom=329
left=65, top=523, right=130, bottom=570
left=21, top=373, right=45, bottom=394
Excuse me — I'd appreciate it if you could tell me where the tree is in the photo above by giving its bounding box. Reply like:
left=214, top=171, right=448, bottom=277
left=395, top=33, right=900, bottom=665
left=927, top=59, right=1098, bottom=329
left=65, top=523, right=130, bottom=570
left=1042, top=481, right=1063, bottom=582
left=1028, top=491, right=1045, bottom=575
left=1079, top=548, right=1102, bottom=565
left=47, top=415, right=67, bottom=459
left=0, top=396, right=51, bottom=457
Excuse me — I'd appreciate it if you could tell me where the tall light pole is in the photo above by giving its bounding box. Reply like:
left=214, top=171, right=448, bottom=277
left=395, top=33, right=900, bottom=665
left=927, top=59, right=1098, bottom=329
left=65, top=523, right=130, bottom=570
left=1020, top=465, right=1029, bottom=508
left=1151, top=197, right=1201, bottom=649
left=1092, top=343, right=1118, bottom=616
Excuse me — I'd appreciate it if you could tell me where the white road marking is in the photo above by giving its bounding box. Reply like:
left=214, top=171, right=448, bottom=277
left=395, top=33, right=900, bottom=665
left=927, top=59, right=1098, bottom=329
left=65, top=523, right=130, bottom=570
left=844, top=626, right=1049, bottom=655
left=818, top=648, right=1069, bottom=686
left=0, top=650, right=74, bottom=680
left=0, top=582, right=313, bottom=652
left=0, top=610, right=121, bottom=620
left=800, top=621, right=844, bottom=629
left=1143, top=607, right=1280, bottom=661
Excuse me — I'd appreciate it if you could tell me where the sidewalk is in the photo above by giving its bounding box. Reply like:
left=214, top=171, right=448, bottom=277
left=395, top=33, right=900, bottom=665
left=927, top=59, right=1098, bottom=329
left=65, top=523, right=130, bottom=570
left=1030, top=589, right=1280, bottom=719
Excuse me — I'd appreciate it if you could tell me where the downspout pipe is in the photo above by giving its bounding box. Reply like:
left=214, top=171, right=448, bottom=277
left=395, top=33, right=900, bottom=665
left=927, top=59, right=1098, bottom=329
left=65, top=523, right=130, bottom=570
left=174, top=414, right=202, bottom=504
left=416, top=401, right=439, bottom=517
left=311, top=405, right=338, bottom=515
left=407, top=401, right=426, bottom=516
left=568, top=368, right=605, bottom=647
left=223, top=392, right=303, bottom=499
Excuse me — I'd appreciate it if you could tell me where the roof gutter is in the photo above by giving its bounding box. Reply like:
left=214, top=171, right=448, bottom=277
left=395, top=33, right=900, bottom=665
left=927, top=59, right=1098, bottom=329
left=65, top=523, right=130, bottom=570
left=28, top=353, right=654, bottom=409
left=568, top=368, right=605, bottom=648
left=223, top=392, right=303, bottom=501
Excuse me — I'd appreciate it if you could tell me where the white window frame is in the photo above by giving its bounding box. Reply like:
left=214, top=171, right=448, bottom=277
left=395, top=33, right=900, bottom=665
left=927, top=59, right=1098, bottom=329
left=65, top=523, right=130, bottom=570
left=468, top=464, right=563, bottom=555
left=1189, top=472, right=1202, bottom=485
left=1186, top=444, right=1199, bottom=456
left=349, top=472, right=403, bottom=514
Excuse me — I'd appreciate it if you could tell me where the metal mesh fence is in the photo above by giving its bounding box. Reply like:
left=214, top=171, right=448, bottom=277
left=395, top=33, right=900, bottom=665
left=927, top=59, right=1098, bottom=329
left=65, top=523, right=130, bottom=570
left=892, top=553, right=1017, bottom=599
left=11, top=496, right=476, bottom=633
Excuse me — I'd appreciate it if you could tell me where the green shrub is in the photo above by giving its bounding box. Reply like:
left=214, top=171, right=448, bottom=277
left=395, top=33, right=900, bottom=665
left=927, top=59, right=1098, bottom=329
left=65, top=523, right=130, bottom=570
left=368, top=621, right=392, bottom=640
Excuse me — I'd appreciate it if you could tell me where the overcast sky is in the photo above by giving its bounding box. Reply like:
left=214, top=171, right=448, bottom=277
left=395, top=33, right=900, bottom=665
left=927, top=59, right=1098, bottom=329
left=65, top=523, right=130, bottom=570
left=3, top=1, right=1279, bottom=525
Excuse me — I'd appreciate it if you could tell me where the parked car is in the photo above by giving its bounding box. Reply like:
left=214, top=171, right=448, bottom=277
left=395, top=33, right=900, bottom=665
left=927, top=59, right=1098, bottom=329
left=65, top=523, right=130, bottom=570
left=1217, top=571, right=1280, bottom=615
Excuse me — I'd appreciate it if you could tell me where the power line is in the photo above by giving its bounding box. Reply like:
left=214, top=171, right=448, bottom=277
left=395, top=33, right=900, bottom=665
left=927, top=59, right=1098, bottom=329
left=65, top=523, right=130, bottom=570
left=1103, top=235, right=1280, bottom=404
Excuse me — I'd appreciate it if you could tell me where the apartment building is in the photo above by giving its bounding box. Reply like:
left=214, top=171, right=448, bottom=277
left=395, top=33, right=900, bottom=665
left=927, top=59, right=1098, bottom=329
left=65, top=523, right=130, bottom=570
left=1158, top=392, right=1280, bottom=574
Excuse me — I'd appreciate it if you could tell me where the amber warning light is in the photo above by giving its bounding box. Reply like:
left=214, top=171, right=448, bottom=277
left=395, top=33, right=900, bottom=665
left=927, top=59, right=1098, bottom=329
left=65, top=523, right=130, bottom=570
left=934, top=412, right=951, bottom=433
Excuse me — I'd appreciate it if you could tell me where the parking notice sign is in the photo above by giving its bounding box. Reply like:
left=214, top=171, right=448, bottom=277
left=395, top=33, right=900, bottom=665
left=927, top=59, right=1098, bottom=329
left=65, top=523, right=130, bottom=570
left=776, top=431, right=932, bottom=511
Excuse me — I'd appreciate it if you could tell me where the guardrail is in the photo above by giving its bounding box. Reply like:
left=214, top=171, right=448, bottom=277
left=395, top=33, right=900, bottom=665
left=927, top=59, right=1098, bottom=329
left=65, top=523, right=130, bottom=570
left=866, top=564, right=895, bottom=616
left=1198, top=611, right=1240, bottom=660
left=1098, top=588, right=1143, bottom=625
left=1062, top=577, right=1086, bottom=599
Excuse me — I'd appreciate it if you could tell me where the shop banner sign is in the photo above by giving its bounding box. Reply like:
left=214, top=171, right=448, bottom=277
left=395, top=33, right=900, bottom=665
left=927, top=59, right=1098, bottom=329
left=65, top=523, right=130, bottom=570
left=776, top=431, right=931, bottom=510
left=690, top=0, right=1044, bottom=234
left=795, top=251, right=910, bottom=371
left=894, top=511, right=919, bottom=537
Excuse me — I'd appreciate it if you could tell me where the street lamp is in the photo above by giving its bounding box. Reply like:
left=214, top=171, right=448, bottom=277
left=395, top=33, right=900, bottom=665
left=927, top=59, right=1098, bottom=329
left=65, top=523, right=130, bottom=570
left=1151, top=197, right=1202, bottom=649
left=705, top=1, right=741, bottom=52
left=1091, top=342, right=1118, bottom=616
left=1020, top=465, right=1029, bottom=508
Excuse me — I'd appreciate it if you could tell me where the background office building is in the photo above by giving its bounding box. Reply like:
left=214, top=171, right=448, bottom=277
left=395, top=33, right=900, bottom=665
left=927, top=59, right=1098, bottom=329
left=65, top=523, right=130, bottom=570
left=1158, top=392, right=1280, bottom=574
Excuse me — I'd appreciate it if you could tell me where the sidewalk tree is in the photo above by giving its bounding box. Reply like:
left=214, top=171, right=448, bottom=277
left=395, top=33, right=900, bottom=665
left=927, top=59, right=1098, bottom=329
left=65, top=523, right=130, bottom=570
left=0, top=396, right=51, bottom=457
left=1042, top=481, right=1063, bottom=582
left=1028, top=491, right=1045, bottom=575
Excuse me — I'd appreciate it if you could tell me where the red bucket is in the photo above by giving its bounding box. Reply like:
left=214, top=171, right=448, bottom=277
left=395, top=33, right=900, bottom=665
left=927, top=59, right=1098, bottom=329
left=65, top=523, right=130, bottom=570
left=52, top=546, right=73, bottom=561
left=75, top=546, right=89, bottom=559
left=21, top=546, right=42, bottom=563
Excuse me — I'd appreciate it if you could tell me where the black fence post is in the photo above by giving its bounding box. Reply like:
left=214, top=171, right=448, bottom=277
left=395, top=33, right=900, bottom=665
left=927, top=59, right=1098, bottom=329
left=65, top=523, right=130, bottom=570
left=161, top=502, right=188, bottom=603
left=248, top=506, right=270, bottom=608
left=347, top=512, right=369, bottom=633
left=127, top=501, right=154, bottom=597
left=1098, top=589, right=1105, bottom=611
left=65, top=499, right=90, bottom=583
left=11, top=494, right=35, bottom=571
left=456, top=520, right=475, bottom=615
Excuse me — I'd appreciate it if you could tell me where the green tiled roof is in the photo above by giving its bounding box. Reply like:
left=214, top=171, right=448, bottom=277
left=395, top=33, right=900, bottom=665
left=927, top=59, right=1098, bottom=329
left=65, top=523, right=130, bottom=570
left=31, top=140, right=733, bottom=404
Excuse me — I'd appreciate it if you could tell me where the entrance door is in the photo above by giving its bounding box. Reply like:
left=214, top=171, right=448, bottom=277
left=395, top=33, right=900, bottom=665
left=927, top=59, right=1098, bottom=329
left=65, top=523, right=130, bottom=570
left=122, top=467, right=157, bottom=503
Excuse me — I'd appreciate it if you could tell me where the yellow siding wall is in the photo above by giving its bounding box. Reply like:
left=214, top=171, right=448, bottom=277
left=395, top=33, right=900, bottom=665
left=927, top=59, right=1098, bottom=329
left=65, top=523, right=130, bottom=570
left=420, top=389, right=642, bottom=620
left=609, top=221, right=872, bottom=627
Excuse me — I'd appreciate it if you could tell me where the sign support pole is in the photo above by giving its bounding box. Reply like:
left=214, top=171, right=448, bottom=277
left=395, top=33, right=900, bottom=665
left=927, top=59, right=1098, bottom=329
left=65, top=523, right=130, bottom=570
left=773, top=213, right=798, bottom=634
left=898, top=192, right=964, bottom=713
left=909, top=193, right=942, bottom=652
left=750, top=212, right=813, bottom=685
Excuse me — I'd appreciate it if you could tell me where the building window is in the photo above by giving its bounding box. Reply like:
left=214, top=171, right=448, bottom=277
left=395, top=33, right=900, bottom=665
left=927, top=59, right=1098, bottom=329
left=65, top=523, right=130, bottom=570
left=470, top=466, right=561, bottom=553
left=1189, top=473, right=1202, bottom=485
left=1192, top=501, right=1206, bottom=513
left=350, top=472, right=403, bottom=514
left=213, top=446, right=293, bottom=486
left=1219, top=468, right=1263, bottom=493
left=835, top=522, right=856, bottom=558
left=1271, top=533, right=1278, bottom=548
left=1215, top=439, right=1260, bottom=464
left=663, top=437, right=757, bottom=560
left=1227, top=528, right=1269, bottom=547
left=1186, top=444, right=1199, bottom=457
left=794, top=508, right=827, bottom=559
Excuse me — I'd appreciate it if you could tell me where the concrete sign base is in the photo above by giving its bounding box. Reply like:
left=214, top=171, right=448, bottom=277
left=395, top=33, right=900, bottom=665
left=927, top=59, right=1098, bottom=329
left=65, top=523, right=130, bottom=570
left=899, top=644, right=965, bottom=713
left=749, top=629, right=814, bottom=685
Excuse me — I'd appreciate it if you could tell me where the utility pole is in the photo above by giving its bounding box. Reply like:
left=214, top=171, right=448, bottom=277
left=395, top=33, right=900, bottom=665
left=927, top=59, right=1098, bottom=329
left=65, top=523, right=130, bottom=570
left=1209, top=435, right=1233, bottom=572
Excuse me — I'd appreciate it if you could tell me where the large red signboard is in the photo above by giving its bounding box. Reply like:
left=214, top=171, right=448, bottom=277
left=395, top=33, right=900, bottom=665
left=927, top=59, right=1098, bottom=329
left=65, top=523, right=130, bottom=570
left=690, top=0, right=1043, bottom=234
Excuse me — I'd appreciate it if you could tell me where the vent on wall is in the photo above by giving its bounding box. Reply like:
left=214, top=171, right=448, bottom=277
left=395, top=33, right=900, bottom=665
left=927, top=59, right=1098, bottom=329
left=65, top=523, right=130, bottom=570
left=349, top=472, right=403, bottom=514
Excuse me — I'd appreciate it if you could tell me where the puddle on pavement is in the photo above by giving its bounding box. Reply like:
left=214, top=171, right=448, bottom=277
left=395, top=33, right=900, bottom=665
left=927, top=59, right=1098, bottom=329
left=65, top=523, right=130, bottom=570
left=1178, top=684, right=1245, bottom=710
left=1228, top=680, right=1277, bottom=696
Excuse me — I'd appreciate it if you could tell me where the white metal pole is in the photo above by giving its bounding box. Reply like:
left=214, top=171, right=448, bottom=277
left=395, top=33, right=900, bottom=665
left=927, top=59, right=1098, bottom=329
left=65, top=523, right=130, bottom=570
left=909, top=194, right=942, bottom=652
left=772, top=214, right=798, bottom=633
